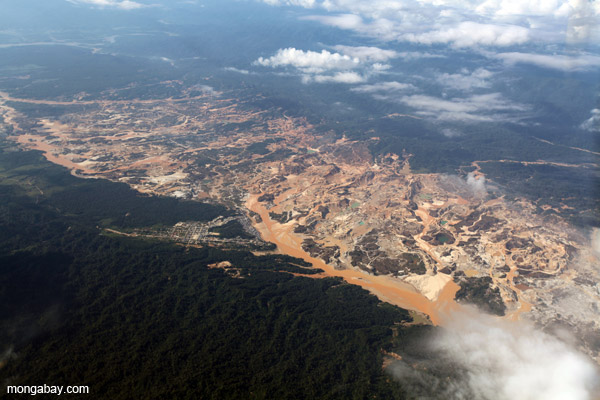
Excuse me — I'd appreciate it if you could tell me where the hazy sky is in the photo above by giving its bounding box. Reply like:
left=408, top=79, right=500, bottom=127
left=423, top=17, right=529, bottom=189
left=66, top=0, right=600, bottom=47
left=39, top=0, right=597, bottom=127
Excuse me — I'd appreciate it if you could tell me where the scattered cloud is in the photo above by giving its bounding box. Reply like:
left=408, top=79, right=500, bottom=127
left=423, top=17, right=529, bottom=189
left=397, top=51, right=446, bottom=60
left=331, top=45, right=399, bottom=62
left=351, top=81, right=416, bottom=93
left=255, top=46, right=398, bottom=84
left=310, top=71, right=366, bottom=84
left=303, top=13, right=417, bottom=42
left=198, top=85, right=216, bottom=94
left=565, top=0, right=600, bottom=43
left=436, top=68, right=494, bottom=91
left=440, top=173, right=489, bottom=198
left=158, top=56, right=174, bottom=66
left=224, top=67, right=251, bottom=75
left=398, top=92, right=528, bottom=122
left=466, top=172, right=487, bottom=194
left=403, top=22, right=530, bottom=47
left=495, top=52, right=600, bottom=71
left=390, top=306, right=600, bottom=400
left=303, top=14, right=368, bottom=32
left=262, top=0, right=316, bottom=7
left=475, top=0, right=591, bottom=18
left=67, top=0, right=146, bottom=10
left=263, top=0, right=600, bottom=47
left=187, top=84, right=217, bottom=95
left=255, top=48, right=359, bottom=73
left=371, top=63, right=391, bottom=71
left=580, top=108, right=600, bottom=132
left=351, top=81, right=418, bottom=101
left=441, top=128, right=462, bottom=138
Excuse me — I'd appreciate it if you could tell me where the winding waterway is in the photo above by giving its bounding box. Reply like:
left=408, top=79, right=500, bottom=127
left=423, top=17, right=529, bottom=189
left=246, top=194, right=461, bottom=326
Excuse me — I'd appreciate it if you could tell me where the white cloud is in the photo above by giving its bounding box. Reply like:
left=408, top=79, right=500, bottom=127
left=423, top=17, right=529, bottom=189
left=476, top=0, right=572, bottom=17
left=308, top=14, right=532, bottom=47
left=580, top=109, right=600, bottom=132
left=310, top=71, right=366, bottom=84
left=224, top=67, right=251, bottom=75
left=255, top=46, right=397, bottom=84
left=331, top=45, right=400, bottom=62
left=436, top=68, right=494, bottom=91
left=397, top=51, right=446, bottom=60
left=441, top=128, right=462, bottom=138
left=262, top=0, right=317, bottom=7
left=495, top=52, right=600, bottom=71
left=564, top=0, right=600, bottom=43
left=188, top=84, right=217, bottom=95
left=302, top=14, right=419, bottom=41
left=399, top=92, right=528, bottom=122
left=390, top=307, right=600, bottom=400
left=67, top=0, right=145, bottom=9
left=303, top=14, right=410, bottom=42
left=263, top=0, right=600, bottom=47
left=371, top=63, right=391, bottom=71
left=466, top=172, right=487, bottom=193
left=254, top=48, right=359, bottom=73
left=475, top=0, right=600, bottom=42
left=440, top=173, right=488, bottom=197
left=403, top=22, right=530, bottom=47
left=351, top=81, right=416, bottom=93
left=158, top=56, right=174, bottom=66
left=303, top=13, right=367, bottom=31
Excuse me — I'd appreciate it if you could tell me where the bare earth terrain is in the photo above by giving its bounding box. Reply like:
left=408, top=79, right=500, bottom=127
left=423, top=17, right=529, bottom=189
left=2, top=87, right=599, bottom=362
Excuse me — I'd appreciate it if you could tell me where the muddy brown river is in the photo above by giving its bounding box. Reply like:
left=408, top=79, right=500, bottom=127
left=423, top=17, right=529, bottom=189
left=246, top=194, right=461, bottom=326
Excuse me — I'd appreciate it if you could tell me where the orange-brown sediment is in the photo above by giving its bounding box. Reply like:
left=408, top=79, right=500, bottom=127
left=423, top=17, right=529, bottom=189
left=246, top=194, right=460, bottom=326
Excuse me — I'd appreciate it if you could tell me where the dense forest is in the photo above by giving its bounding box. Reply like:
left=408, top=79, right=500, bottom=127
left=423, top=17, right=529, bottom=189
left=478, top=162, right=599, bottom=227
left=0, top=145, right=422, bottom=399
